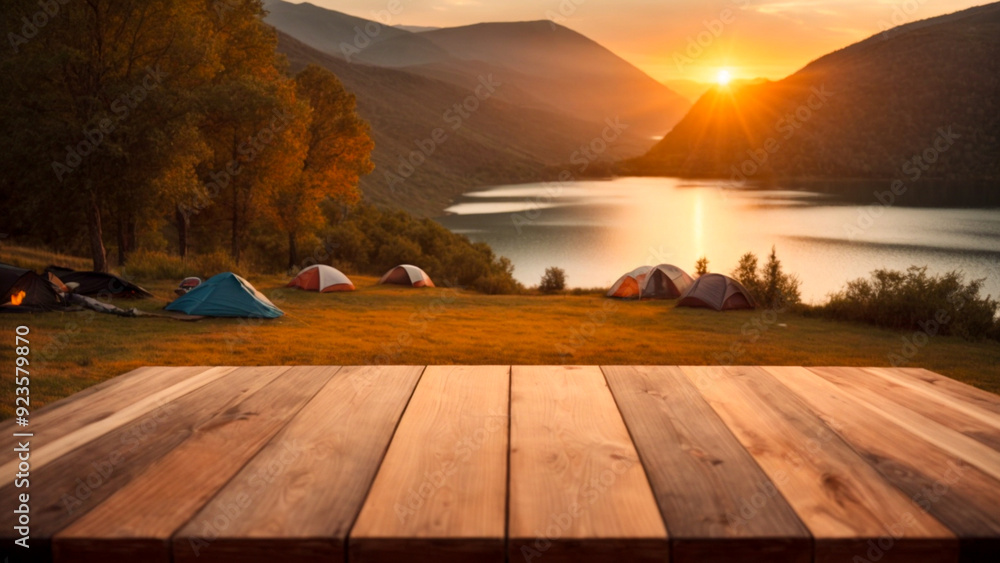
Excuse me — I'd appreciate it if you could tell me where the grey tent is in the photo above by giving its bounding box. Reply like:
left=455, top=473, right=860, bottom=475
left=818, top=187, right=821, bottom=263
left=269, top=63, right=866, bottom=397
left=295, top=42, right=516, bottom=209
left=640, top=264, right=694, bottom=299
left=676, top=274, right=756, bottom=311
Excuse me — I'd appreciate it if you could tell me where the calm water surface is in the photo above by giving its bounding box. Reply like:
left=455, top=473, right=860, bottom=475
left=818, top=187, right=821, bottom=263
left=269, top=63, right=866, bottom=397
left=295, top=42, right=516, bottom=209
left=436, top=177, right=1000, bottom=303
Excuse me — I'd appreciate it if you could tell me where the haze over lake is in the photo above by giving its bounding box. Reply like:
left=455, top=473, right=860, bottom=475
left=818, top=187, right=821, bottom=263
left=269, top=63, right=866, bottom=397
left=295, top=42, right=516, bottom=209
left=437, top=177, right=1000, bottom=303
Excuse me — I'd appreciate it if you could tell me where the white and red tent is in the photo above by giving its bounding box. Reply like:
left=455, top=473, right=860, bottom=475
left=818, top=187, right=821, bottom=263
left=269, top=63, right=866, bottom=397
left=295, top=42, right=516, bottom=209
left=287, top=265, right=355, bottom=292
left=606, top=265, right=652, bottom=299
left=378, top=264, right=434, bottom=288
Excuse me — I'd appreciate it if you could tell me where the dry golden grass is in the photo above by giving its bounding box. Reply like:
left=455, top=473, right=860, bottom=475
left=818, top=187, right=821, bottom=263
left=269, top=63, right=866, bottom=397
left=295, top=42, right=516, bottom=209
left=1, top=272, right=998, bottom=419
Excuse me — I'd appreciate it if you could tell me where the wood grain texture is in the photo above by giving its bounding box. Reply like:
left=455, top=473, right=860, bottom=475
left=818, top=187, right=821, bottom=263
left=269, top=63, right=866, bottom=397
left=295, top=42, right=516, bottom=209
left=0, top=366, right=285, bottom=562
left=682, top=365, right=955, bottom=563
left=766, top=366, right=1000, bottom=562
left=53, top=366, right=338, bottom=563
left=0, top=366, right=209, bottom=434
left=349, top=365, right=509, bottom=563
left=884, top=368, right=1000, bottom=417
left=0, top=366, right=232, bottom=479
left=171, top=365, right=424, bottom=563
left=508, top=366, right=667, bottom=563
left=858, top=367, right=1000, bottom=450
left=602, top=365, right=811, bottom=563
left=807, top=367, right=1000, bottom=481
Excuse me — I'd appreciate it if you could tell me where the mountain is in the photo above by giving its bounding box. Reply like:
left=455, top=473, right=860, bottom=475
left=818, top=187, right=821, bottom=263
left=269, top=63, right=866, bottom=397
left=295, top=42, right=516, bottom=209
left=263, top=1, right=688, bottom=140
left=264, top=0, right=693, bottom=215
left=627, top=2, right=1000, bottom=187
left=277, top=32, right=639, bottom=215
left=405, top=22, right=689, bottom=139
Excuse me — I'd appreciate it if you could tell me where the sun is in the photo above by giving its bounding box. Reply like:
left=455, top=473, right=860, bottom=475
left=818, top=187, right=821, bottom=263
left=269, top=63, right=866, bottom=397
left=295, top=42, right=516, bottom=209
left=716, top=69, right=732, bottom=86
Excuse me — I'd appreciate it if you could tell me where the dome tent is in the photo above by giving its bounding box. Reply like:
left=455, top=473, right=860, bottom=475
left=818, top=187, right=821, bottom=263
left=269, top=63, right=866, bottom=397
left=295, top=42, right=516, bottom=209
left=676, top=274, right=756, bottom=311
left=1, top=263, right=63, bottom=312
left=45, top=265, right=153, bottom=299
left=606, top=266, right=652, bottom=299
left=166, top=272, right=283, bottom=318
left=378, top=265, right=434, bottom=288
left=287, top=265, right=354, bottom=292
left=640, top=264, right=694, bottom=299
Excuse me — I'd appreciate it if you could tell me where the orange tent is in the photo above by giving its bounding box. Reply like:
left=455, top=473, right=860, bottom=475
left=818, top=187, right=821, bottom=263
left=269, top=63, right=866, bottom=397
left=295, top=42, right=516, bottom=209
left=606, top=266, right=652, bottom=298
left=287, top=265, right=355, bottom=292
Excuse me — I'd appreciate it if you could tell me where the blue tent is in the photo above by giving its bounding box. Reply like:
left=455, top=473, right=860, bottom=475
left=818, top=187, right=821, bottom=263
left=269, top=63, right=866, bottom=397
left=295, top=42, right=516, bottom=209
left=165, top=272, right=283, bottom=318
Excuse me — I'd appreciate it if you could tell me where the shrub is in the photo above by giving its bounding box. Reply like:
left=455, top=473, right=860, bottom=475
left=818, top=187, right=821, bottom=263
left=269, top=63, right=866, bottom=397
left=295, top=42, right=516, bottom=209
left=695, top=256, right=709, bottom=276
left=731, top=246, right=801, bottom=309
left=121, top=250, right=187, bottom=281
left=539, top=267, right=566, bottom=292
left=188, top=250, right=247, bottom=280
left=821, top=266, right=999, bottom=341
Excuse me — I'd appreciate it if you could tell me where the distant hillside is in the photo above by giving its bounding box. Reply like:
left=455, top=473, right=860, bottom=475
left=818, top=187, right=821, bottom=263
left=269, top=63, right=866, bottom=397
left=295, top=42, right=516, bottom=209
left=277, top=32, right=638, bottom=215
left=627, top=2, right=1000, bottom=186
left=407, top=22, right=689, bottom=139
left=263, top=1, right=688, bottom=140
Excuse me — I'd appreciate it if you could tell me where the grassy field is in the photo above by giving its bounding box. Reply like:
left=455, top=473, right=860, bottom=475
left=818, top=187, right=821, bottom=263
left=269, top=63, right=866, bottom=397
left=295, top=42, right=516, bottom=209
left=2, top=268, right=999, bottom=419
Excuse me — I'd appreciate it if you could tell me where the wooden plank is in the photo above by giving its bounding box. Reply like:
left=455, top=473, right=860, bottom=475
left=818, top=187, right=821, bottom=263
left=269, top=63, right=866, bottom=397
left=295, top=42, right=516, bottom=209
left=508, top=366, right=667, bottom=563
left=0, top=365, right=236, bottom=478
left=681, top=365, right=956, bottom=563
left=53, top=366, right=342, bottom=563
left=0, top=366, right=288, bottom=562
left=0, top=366, right=214, bottom=435
left=766, top=366, right=1000, bottom=562
left=349, top=365, right=509, bottom=563
left=881, top=368, right=1000, bottom=417
left=602, top=365, right=811, bottom=563
left=170, top=365, right=424, bottom=563
left=808, top=367, right=1000, bottom=479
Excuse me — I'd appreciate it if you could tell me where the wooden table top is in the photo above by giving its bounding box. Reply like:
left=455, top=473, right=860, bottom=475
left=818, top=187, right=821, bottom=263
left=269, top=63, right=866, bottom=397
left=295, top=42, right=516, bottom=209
left=2, top=365, right=999, bottom=562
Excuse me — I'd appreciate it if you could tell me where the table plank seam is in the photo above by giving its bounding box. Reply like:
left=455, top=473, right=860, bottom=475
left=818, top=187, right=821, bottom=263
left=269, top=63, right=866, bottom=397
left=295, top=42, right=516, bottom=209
left=342, top=365, right=428, bottom=561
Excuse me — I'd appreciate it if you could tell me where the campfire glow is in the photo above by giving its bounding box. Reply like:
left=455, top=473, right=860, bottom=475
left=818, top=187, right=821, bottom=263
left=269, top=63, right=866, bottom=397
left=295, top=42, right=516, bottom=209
left=10, top=291, right=26, bottom=306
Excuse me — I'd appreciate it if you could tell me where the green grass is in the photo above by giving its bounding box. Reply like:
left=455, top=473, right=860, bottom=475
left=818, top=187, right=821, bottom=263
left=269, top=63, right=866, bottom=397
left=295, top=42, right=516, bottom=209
left=2, top=272, right=998, bottom=419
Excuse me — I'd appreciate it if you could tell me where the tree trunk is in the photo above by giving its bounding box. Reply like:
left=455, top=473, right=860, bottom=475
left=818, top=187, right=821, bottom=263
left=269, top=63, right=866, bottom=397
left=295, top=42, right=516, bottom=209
left=116, top=216, right=127, bottom=266
left=287, top=230, right=298, bottom=270
left=86, top=188, right=108, bottom=272
left=126, top=217, right=137, bottom=258
left=175, top=206, right=188, bottom=258
left=231, top=187, right=241, bottom=265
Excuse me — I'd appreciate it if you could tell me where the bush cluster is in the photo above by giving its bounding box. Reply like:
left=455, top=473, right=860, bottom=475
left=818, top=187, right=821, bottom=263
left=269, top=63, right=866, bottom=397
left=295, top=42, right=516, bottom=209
left=821, top=266, right=1000, bottom=341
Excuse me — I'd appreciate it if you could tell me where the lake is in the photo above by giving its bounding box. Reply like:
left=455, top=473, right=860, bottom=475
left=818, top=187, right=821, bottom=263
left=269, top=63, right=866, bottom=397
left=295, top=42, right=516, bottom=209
left=436, top=177, right=1000, bottom=303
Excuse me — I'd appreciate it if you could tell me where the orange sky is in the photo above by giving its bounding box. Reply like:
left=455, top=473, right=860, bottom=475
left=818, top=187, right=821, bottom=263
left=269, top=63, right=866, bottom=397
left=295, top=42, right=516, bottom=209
left=298, top=0, right=987, bottom=83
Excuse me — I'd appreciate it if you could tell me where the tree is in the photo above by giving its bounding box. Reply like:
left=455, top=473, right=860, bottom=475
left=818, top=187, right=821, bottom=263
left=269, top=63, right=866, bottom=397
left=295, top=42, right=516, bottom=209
left=731, top=246, right=800, bottom=308
left=540, top=267, right=566, bottom=292
left=695, top=256, right=710, bottom=276
left=269, top=65, right=374, bottom=269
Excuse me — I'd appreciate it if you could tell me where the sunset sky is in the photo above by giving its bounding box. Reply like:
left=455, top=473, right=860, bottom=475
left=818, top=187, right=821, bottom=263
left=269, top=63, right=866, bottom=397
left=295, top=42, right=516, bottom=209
left=297, top=0, right=986, bottom=84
